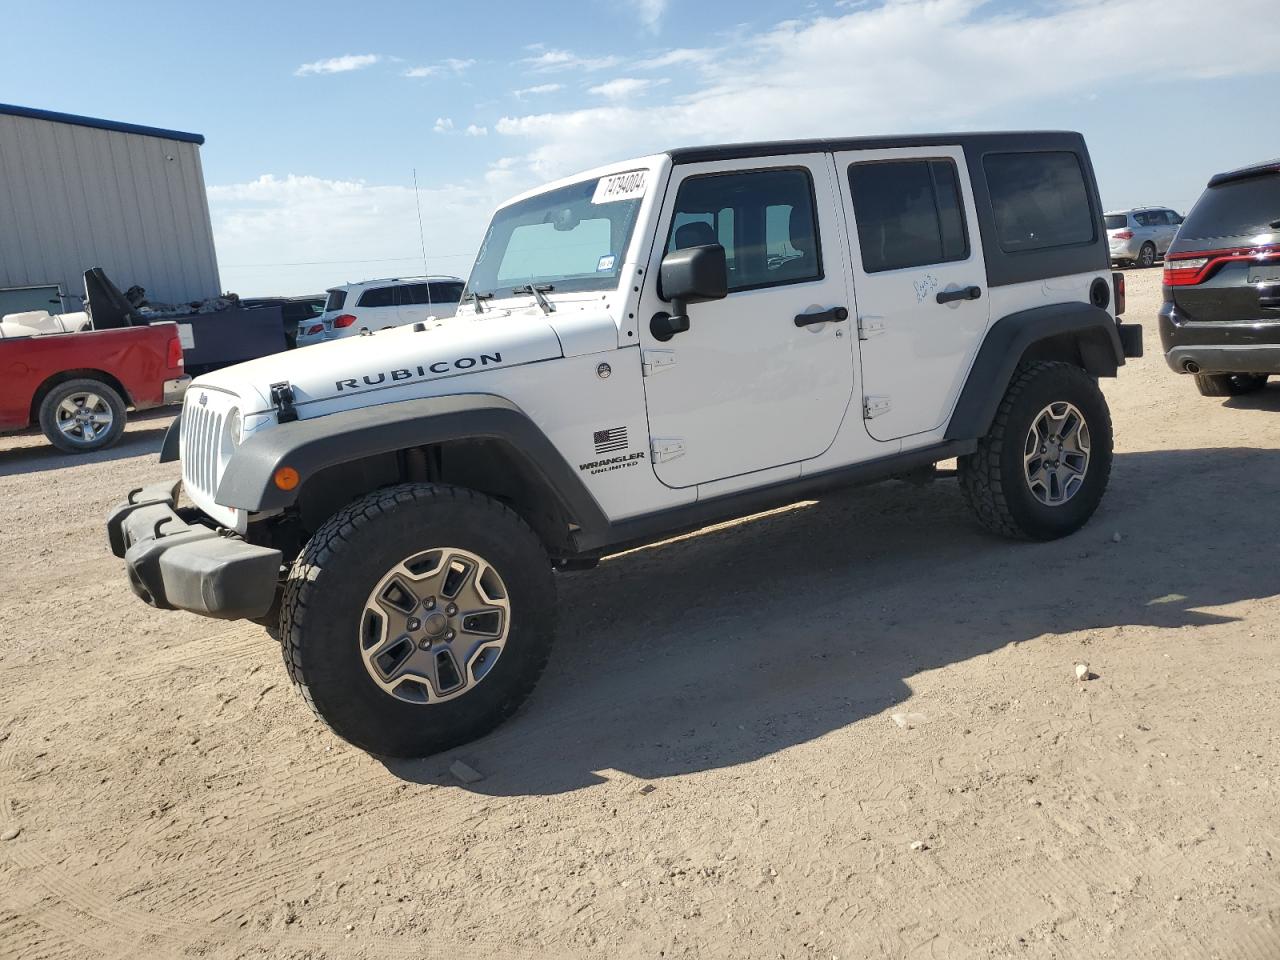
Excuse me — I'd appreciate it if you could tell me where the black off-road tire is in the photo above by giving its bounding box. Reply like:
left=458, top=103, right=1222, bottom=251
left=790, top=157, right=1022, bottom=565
left=38, top=377, right=127, bottom=453
left=959, top=361, right=1113, bottom=541
left=280, top=483, right=556, bottom=758
left=1194, top=373, right=1268, bottom=397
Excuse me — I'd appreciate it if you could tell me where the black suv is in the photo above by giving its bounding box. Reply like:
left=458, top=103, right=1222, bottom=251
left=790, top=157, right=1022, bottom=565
left=1159, top=159, right=1280, bottom=397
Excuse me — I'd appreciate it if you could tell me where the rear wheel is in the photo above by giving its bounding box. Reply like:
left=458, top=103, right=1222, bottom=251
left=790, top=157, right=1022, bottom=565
left=1137, top=243, right=1156, bottom=268
left=38, top=378, right=127, bottom=453
left=1194, top=373, right=1269, bottom=397
left=959, top=362, right=1113, bottom=541
left=281, top=483, right=555, bottom=758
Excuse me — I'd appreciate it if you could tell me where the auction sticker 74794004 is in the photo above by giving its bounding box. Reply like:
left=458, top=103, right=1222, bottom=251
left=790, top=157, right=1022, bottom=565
left=592, top=170, right=647, bottom=204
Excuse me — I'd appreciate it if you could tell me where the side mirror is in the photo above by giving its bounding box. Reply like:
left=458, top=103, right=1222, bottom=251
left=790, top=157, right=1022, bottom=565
left=652, top=244, right=728, bottom=341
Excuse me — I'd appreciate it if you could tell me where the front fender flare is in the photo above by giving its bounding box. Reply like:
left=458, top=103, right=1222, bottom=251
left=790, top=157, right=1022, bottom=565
left=215, top=394, right=607, bottom=531
left=946, top=303, right=1123, bottom=441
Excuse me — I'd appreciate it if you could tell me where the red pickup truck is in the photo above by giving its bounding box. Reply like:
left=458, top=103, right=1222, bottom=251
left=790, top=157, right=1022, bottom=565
left=0, top=321, right=188, bottom=453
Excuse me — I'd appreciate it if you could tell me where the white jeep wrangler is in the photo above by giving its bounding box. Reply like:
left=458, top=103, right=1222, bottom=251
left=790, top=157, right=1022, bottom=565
left=108, top=131, right=1143, bottom=758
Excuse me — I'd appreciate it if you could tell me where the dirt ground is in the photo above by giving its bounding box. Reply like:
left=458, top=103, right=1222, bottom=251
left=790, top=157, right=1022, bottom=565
left=2, top=267, right=1279, bottom=960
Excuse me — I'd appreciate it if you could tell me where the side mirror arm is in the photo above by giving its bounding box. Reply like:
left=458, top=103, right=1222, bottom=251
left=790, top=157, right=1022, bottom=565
left=650, top=297, right=689, bottom=342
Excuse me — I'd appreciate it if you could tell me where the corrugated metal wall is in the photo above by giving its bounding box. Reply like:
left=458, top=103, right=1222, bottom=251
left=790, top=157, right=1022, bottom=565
left=0, top=112, right=221, bottom=308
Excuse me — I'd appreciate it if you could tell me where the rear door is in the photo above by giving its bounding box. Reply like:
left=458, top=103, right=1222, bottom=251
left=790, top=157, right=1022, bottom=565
left=637, top=155, right=855, bottom=488
left=835, top=146, right=989, bottom=441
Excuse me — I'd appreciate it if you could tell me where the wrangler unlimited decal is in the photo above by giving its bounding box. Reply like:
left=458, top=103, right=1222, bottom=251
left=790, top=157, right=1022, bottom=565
left=335, top=352, right=503, bottom=392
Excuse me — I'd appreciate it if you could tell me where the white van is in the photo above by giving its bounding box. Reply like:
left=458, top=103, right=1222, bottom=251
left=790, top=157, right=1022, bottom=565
left=298, top=276, right=464, bottom=346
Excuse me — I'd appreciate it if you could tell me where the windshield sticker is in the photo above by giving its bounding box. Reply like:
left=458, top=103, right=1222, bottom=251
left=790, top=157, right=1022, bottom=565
left=596, top=254, right=617, bottom=272
left=592, top=170, right=647, bottom=204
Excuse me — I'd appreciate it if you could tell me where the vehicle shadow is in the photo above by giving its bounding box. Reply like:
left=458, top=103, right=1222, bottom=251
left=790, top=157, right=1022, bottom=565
left=0, top=409, right=172, bottom=477
left=1223, top=381, right=1280, bottom=411
left=383, top=445, right=1280, bottom=796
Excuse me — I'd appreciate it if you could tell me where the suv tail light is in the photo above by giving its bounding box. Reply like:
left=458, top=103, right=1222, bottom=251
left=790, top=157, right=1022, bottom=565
left=166, top=335, right=183, bottom=368
left=1113, top=230, right=1133, bottom=240
left=1112, top=272, right=1125, bottom=315
left=305, top=323, right=324, bottom=335
left=333, top=314, right=358, bottom=329
left=1164, top=244, right=1280, bottom=287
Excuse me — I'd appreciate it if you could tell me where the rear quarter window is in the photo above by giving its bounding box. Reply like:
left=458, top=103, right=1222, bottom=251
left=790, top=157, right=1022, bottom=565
left=1104, top=215, right=1128, bottom=230
left=324, top=290, right=346, bottom=312
left=1178, top=175, right=1280, bottom=241
left=983, top=151, right=1096, bottom=252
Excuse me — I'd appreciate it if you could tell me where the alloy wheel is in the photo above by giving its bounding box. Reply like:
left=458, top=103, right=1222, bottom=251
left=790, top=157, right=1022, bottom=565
left=55, top=392, right=114, bottom=445
left=1023, top=401, right=1091, bottom=506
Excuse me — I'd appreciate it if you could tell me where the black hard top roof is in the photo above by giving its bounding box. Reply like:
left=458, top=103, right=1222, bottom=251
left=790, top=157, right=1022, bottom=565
left=666, top=130, right=1085, bottom=165
left=1208, top=158, right=1280, bottom=188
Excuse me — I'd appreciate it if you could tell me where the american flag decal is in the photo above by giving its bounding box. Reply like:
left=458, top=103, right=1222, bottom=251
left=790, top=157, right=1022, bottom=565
left=593, top=426, right=628, bottom=454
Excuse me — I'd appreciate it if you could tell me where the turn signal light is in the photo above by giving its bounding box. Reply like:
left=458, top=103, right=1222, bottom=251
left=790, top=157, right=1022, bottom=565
left=333, top=314, right=358, bottom=329
left=273, top=466, right=300, bottom=491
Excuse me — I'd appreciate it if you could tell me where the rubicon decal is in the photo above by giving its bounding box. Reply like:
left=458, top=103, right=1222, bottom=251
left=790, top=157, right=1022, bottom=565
left=335, top=352, right=503, bottom=392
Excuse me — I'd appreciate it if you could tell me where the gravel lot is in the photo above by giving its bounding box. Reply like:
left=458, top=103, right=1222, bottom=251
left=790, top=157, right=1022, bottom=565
left=2, top=267, right=1279, bottom=959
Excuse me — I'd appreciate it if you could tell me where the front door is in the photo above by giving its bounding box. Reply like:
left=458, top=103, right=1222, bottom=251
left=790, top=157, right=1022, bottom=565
left=637, top=155, right=855, bottom=488
left=835, top=146, right=990, bottom=442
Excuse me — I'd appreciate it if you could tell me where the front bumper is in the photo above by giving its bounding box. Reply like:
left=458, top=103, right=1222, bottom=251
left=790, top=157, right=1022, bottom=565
left=1159, top=301, right=1280, bottom=374
left=107, top=481, right=281, bottom=620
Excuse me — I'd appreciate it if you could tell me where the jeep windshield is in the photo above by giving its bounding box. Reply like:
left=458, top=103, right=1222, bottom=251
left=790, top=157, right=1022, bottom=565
left=464, top=172, right=646, bottom=300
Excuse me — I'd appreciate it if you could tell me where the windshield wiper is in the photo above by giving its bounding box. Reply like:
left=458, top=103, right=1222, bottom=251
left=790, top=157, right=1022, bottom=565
left=463, top=290, right=493, bottom=314
left=513, top=283, right=555, bottom=315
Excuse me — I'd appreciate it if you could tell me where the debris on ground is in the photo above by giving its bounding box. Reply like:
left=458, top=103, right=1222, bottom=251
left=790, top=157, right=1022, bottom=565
left=1, top=827, right=20, bottom=841
left=1075, top=663, right=1093, bottom=682
left=638, top=783, right=657, bottom=795
left=449, top=760, right=485, bottom=784
left=910, top=840, right=928, bottom=852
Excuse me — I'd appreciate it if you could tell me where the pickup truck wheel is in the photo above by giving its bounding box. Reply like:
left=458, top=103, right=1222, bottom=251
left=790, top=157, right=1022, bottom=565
left=1194, top=373, right=1268, bottom=397
left=280, top=483, right=555, bottom=758
left=38, top=378, right=127, bottom=453
left=959, top=361, right=1113, bottom=541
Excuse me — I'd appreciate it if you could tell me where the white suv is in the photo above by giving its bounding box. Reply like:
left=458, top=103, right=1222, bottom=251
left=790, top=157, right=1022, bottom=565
left=298, top=276, right=464, bottom=346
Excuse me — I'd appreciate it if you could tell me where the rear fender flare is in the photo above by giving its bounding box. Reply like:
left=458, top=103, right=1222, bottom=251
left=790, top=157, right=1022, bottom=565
left=946, top=303, right=1123, bottom=441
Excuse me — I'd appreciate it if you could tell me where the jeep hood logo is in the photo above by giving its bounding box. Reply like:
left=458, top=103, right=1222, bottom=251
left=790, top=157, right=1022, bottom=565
left=335, top=351, right=504, bottom=392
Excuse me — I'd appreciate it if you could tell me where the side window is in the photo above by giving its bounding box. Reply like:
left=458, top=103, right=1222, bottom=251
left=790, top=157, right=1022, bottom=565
left=847, top=159, right=969, bottom=273
left=982, top=151, right=1096, bottom=252
left=666, top=168, right=821, bottom=292
left=357, top=286, right=397, bottom=308
left=428, top=281, right=464, bottom=303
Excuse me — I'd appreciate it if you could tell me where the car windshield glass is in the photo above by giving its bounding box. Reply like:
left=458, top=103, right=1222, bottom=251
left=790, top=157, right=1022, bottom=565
left=1104, top=215, right=1127, bottom=230
left=1179, top=175, right=1280, bottom=241
left=464, top=174, right=646, bottom=298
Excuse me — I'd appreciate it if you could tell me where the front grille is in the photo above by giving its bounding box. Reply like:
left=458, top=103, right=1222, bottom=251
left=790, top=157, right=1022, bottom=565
left=180, top=397, right=225, bottom=503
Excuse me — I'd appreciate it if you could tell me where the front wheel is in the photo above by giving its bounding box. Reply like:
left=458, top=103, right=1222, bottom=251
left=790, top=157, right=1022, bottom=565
left=280, top=483, right=556, bottom=758
left=959, top=361, right=1113, bottom=541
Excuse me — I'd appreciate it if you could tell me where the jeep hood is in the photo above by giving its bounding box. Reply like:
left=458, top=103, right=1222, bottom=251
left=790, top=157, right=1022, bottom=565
left=193, top=311, right=585, bottom=414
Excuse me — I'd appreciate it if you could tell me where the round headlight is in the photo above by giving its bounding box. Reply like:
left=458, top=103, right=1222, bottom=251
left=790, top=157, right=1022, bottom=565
left=228, top=407, right=243, bottom=445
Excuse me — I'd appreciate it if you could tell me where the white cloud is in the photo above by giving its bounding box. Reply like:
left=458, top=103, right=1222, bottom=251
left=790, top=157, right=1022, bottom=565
left=587, top=77, right=666, bottom=100
left=208, top=175, right=497, bottom=296
left=523, top=48, right=621, bottom=72
left=404, top=58, right=477, bottom=78
left=635, top=48, right=713, bottom=69
left=294, top=54, right=381, bottom=77
left=636, top=0, right=668, bottom=30
left=514, top=83, right=563, bottom=98
left=433, top=117, right=455, bottom=133
left=494, top=0, right=1278, bottom=182
left=465, top=124, right=488, bottom=137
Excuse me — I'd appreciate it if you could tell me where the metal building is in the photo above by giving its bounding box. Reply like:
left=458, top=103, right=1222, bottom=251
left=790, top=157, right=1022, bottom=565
left=0, top=103, right=221, bottom=317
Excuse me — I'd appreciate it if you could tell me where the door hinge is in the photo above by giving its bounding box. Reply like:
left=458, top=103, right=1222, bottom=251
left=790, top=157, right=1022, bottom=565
left=857, top=315, right=885, bottom=339
left=650, top=437, right=686, bottom=463
left=269, top=381, right=299, bottom=423
left=863, top=396, right=892, bottom=419
left=641, top=349, right=676, bottom=376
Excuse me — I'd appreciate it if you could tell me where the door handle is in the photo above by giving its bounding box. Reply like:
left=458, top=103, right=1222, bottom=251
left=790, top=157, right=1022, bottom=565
left=794, top=306, right=849, bottom=327
left=936, top=285, right=982, bottom=305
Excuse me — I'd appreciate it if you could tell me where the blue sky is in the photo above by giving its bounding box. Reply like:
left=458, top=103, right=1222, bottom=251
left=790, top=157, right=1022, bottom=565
left=2, top=0, right=1276, bottom=295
